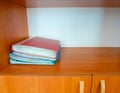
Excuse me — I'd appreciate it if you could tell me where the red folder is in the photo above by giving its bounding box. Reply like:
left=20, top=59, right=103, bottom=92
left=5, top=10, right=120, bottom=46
left=12, top=37, right=60, bottom=58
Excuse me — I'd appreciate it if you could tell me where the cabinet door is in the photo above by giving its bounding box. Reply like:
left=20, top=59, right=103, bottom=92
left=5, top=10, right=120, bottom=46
left=0, top=75, right=91, bottom=93
left=92, top=75, right=120, bottom=93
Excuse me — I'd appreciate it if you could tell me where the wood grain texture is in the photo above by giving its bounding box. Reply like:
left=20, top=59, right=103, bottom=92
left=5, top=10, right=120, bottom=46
left=0, top=75, right=91, bottom=93
left=9, top=0, right=120, bottom=7
left=0, top=48, right=120, bottom=75
left=0, top=1, right=29, bottom=64
left=92, top=75, right=120, bottom=93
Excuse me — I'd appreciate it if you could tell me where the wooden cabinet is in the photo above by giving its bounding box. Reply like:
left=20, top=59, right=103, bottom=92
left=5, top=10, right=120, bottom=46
left=0, top=1, right=120, bottom=93
left=92, top=74, right=120, bottom=93
left=1, top=74, right=120, bottom=93
left=0, top=74, right=120, bottom=93
left=0, top=75, right=91, bottom=93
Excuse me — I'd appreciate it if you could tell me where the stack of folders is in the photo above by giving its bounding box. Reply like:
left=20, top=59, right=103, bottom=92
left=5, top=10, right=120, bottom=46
left=9, top=37, right=61, bottom=65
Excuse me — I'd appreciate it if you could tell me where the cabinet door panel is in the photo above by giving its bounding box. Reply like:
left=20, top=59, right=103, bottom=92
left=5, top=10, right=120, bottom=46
left=92, top=75, right=120, bottom=93
left=0, top=75, right=91, bottom=93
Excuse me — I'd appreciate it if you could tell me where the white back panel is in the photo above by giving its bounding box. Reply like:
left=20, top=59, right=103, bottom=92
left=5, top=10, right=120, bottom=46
left=27, top=8, right=120, bottom=47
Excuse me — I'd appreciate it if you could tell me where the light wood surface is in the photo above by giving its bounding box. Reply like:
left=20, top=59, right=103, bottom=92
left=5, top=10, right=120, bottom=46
left=92, top=75, right=120, bottom=93
left=0, top=1, right=29, bottom=64
left=0, top=48, right=120, bottom=75
left=0, top=75, right=91, bottom=93
left=10, top=0, right=120, bottom=7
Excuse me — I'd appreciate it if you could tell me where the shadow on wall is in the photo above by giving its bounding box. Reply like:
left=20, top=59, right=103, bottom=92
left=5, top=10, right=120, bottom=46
left=101, top=8, right=120, bottom=47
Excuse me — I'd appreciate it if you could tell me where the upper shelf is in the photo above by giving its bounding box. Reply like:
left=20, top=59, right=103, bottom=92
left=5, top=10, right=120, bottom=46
left=10, top=0, right=120, bottom=7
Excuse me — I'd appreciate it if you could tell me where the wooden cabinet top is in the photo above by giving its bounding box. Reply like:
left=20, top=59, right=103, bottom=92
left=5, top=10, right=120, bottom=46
left=8, top=0, right=120, bottom=7
left=0, top=48, right=120, bottom=75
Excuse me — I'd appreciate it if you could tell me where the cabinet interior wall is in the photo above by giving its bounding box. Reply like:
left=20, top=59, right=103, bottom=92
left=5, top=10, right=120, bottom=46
left=0, top=1, right=29, bottom=64
left=27, top=7, right=120, bottom=47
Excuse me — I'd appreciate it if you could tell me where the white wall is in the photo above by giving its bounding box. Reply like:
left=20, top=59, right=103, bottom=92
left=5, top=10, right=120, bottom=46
left=27, top=8, right=120, bottom=47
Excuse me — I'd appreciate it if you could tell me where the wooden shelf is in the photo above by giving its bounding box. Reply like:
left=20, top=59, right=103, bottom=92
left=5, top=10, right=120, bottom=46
left=0, top=48, right=120, bottom=75
left=10, top=0, right=120, bottom=7
left=0, top=1, right=120, bottom=76
left=0, top=1, right=120, bottom=93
